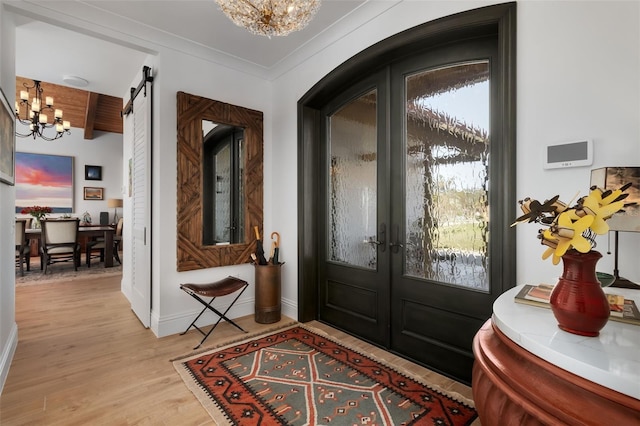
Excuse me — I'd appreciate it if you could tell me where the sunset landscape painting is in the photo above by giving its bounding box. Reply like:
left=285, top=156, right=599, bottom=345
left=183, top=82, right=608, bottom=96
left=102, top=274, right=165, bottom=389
left=15, top=152, right=73, bottom=213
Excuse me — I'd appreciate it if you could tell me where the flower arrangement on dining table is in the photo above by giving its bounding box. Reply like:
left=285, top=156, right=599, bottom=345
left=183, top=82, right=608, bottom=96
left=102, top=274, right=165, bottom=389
left=511, top=182, right=636, bottom=264
left=20, top=205, right=53, bottom=224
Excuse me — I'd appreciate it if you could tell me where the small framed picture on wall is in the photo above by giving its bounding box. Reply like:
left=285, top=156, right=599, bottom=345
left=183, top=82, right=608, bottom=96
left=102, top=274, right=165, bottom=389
left=85, top=165, right=102, bottom=181
left=84, top=186, right=104, bottom=200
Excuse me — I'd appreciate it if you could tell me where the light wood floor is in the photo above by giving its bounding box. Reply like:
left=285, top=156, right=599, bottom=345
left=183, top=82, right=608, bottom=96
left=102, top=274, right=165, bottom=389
left=1, top=273, right=478, bottom=425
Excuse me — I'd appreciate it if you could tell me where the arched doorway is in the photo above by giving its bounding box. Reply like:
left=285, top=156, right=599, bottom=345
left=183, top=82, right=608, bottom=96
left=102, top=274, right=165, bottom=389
left=298, top=3, right=517, bottom=384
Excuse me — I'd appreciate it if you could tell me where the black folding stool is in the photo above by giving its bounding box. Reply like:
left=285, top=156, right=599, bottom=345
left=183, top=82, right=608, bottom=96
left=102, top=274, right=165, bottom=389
left=180, top=276, right=249, bottom=349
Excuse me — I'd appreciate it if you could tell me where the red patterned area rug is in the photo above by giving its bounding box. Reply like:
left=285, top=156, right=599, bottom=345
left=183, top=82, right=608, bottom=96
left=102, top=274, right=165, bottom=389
left=174, top=325, right=477, bottom=425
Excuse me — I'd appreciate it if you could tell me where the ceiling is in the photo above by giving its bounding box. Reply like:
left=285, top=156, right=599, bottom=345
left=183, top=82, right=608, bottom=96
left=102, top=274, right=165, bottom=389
left=7, top=0, right=396, bottom=98
left=7, top=1, right=402, bottom=138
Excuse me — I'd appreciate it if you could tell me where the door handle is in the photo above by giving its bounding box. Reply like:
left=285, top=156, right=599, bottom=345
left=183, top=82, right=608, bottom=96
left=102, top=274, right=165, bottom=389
left=378, top=223, right=386, bottom=252
left=365, top=223, right=387, bottom=252
left=390, top=225, right=403, bottom=253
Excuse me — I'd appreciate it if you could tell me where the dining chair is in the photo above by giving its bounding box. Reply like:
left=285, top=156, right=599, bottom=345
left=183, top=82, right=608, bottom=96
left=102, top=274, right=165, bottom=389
left=86, top=218, right=123, bottom=267
left=40, top=218, right=81, bottom=274
left=15, top=219, right=31, bottom=276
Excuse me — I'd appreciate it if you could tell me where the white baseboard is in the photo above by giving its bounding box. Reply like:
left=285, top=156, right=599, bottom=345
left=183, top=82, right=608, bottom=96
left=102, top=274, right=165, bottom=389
left=0, top=322, right=18, bottom=395
left=154, top=299, right=254, bottom=338
left=152, top=297, right=298, bottom=339
left=120, top=272, right=132, bottom=302
left=281, top=296, right=298, bottom=321
left=151, top=292, right=298, bottom=337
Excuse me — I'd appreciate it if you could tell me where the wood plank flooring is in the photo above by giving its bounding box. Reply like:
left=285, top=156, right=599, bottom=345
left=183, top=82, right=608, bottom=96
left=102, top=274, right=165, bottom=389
left=1, top=273, right=478, bottom=425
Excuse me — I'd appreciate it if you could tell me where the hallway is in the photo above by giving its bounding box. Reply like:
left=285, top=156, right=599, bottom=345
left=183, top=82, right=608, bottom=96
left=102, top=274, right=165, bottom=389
left=2, top=273, right=476, bottom=424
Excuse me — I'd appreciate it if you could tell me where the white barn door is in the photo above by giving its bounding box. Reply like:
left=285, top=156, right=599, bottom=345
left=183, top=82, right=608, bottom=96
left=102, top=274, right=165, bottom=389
left=123, top=72, right=152, bottom=327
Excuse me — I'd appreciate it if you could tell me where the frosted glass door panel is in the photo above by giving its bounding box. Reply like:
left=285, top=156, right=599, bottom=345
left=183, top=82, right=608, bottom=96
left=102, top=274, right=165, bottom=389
left=329, top=90, right=378, bottom=269
left=404, top=62, right=490, bottom=290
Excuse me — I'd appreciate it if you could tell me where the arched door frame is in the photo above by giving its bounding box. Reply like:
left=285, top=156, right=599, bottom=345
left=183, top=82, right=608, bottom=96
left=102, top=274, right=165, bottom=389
left=297, top=3, right=517, bottom=322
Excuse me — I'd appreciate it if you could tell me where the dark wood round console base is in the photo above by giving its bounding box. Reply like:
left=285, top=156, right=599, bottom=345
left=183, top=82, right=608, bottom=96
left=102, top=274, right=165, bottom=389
left=472, top=319, right=640, bottom=425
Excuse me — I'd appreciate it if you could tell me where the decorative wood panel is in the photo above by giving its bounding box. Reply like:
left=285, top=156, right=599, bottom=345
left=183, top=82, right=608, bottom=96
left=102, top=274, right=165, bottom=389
left=176, top=92, right=263, bottom=271
left=472, top=320, right=640, bottom=425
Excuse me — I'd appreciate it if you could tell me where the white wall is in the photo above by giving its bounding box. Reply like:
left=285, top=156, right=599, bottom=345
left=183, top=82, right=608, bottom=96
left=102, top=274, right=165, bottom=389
left=149, top=49, right=272, bottom=337
left=15, top=129, right=123, bottom=223
left=2, top=1, right=640, bottom=388
left=0, top=0, right=17, bottom=394
left=269, top=0, right=640, bottom=300
left=269, top=0, right=499, bottom=312
left=515, top=0, right=639, bottom=285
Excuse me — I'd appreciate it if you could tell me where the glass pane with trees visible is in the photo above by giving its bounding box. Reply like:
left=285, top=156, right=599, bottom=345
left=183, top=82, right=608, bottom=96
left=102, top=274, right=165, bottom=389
left=404, top=61, right=490, bottom=290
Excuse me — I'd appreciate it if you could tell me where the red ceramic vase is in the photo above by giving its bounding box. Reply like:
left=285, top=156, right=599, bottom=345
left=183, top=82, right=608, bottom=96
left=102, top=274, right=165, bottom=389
left=549, top=250, right=610, bottom=336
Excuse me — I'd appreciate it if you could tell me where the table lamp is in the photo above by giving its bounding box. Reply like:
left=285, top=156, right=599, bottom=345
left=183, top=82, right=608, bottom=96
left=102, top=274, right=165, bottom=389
left=590, top=166, right=639, bottom=288
left=107, top=198, right=123, bottom=225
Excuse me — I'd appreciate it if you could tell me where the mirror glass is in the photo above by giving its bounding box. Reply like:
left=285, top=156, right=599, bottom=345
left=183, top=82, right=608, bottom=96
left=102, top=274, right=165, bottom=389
left=177, top=92, right=263, bottom=271
left=202, top=120, right=245, bottom=245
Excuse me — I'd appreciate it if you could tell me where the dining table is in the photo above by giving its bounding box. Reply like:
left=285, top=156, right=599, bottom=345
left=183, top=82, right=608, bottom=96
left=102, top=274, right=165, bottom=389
left=26, top=225, right=117, bottom=268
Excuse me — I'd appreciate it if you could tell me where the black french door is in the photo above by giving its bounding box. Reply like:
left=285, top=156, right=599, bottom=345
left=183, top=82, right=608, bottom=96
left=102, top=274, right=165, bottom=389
left=317, top=36, right=504, bottom=382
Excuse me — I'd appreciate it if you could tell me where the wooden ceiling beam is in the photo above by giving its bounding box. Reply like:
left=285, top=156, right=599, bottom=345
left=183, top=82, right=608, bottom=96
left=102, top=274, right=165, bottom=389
left=84, top=92, right=99, bottom=140
left=94, top=95, right=124, bottom=134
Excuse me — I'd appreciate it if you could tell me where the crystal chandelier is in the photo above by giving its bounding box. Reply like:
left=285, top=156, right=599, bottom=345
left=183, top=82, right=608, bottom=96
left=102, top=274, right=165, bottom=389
left=15, top=79, right=71, bottom=141
left=215, top=0, right=321, bottom=37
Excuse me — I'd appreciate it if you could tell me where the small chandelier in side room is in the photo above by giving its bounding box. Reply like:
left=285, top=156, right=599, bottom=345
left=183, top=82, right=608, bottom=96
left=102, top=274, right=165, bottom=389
left=215, top=0, right=321, bottom=37
left=15, top=79, right=71, bottom=141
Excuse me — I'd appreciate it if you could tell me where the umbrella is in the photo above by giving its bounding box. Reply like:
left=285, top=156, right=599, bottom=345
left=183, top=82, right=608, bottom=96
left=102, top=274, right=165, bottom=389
left=254, top=226, right=268, bottom=265
left=270, top=232, right=280, bottom=264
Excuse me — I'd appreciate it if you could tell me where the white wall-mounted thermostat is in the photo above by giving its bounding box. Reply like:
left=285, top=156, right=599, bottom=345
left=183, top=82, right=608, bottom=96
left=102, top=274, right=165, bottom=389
left=543, top=139, right=593, bottom=169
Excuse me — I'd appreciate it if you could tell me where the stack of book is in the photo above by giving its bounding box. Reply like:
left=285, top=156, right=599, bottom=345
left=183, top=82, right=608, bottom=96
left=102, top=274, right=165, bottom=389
left=514, top=284, right=640, bottom=326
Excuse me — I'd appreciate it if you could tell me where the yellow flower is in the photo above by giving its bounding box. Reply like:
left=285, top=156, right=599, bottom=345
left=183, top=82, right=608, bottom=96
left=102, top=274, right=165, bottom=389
left=539, top=229, right=562, bottom=265
left=515, top=182, right=634, bottom=264
left=552, top=213, right=594, bottom=254
left=575, top=187, right=626, bottom=234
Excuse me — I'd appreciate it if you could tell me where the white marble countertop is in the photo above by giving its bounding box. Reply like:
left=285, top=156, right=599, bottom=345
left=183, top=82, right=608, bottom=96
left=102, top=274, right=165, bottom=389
left=493, top=286, right=640, bottom=399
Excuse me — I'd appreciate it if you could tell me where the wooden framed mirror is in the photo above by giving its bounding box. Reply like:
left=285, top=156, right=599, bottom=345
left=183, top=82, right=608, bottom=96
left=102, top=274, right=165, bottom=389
left=177, top=91, right=263, bottom=271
